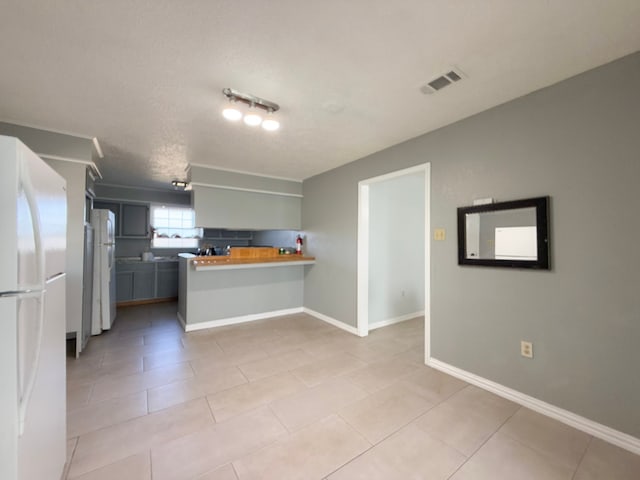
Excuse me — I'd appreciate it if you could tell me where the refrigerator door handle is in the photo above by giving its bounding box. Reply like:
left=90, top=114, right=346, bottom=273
left=17, top=159, right=47, bottom=436
left=0, top=289, right=41, bottom=298
left=17, top=289, right=46, bottom=436
left=19, top=158, right=46, bottom=289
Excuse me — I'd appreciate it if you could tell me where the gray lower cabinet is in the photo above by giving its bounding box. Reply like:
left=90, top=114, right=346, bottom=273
left=116, top=261, right=178, bottom=302
left=157, top=263, right=179, bottom=298
left=116, top=271, right=134, bottom=302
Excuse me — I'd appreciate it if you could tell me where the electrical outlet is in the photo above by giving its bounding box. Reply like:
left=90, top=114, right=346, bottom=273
left=521, top=341, right=533, bottom=358
left=434, top=228, right=446, bottom=241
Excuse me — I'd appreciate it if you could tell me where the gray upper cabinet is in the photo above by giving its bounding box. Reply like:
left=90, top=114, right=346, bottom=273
left=121, top=203, right=150, bottom=237
left=193, top=187, right=301, bottom=230
left=190, top=165, right=302, bottom=230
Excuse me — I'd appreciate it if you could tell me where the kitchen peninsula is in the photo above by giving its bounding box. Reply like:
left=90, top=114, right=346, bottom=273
left=177, top=248, right=315, bottom=331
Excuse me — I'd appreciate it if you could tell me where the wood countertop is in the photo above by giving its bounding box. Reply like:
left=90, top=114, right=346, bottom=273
left=191, top=255, right=316, bottom=271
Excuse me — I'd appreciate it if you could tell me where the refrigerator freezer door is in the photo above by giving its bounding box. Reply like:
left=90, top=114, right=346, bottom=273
left=0, top=136, right=66, bottom=294
left=18, top=275, right=66, bottom=480
left=0, top=296, right=19, bottom=480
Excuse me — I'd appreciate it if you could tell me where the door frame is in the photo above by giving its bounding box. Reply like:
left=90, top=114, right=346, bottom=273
left=357, top=163, right=431, bottom=360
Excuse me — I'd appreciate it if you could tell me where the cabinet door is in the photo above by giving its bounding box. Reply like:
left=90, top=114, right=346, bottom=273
left=94, top=201, right=121, bottom=236
left=121, top=204, right=150, bottom=237
left=157, top=268, right=178, bottom=298
left=116, top=272, right=133, bottom=302
left=132, top=270, right=155, bottom=299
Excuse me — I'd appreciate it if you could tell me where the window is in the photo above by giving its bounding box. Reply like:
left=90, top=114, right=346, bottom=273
left=150, top=205, right=202, bottom=249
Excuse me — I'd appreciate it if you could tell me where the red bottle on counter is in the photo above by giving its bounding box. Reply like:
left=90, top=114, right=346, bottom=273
left=296, top=235, right=303, bottom=255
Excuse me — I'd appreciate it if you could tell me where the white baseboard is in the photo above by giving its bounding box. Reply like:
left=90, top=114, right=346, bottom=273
left=303, top=308, right=360, bottom=336
left=369, top=310, right=424, bottom=331
left=183, top=307, right=304, bottom=332
left=428, top=357, right=640, bottom=456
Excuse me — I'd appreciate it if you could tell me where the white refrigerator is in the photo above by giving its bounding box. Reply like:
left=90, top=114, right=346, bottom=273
left=91, top=209, right=116, bottom=334
left=0, top=136, right=67, bottom=480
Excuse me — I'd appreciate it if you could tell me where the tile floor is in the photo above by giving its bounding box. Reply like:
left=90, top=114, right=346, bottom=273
left=64, top=302, right=640, bottom=479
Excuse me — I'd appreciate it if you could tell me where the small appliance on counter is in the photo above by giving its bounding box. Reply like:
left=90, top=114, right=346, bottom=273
left=141, top=251, right=154, bottom=261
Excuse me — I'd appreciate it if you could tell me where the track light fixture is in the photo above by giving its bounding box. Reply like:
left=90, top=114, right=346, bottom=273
left=222, top=88, right=280, bottom=131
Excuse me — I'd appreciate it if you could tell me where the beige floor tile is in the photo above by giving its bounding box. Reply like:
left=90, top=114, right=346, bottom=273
left=67, top=452, right=151, bottom=480
left=195, top=464, right=239, bottom=480
left=338, top=383, right=434, bottom=444
left=499, top=408, right=591, bottom=470
left=67, top=383, right=93, bottom=411
left=449, top=432, right=575, bottom=480
left=214, top=328, right=282, bottom=353
left=100, top=340, right=184, bottom=366
left=233, top=415, right=371, bottom=480
left=414, top=386, right=519, bottom=456
left=328, top=423, right=466, bottom=480
left=68, top=398, right=213, bottom=478
left=189, top=346, right=270, bottom=375
left=574, top=438, right=640, bottom=480
left=291, top=352, right=368, bottom=386
left=270, top=378, right=369, bottom=431
left=143, top=347, right=203, bottom=371
left=238, top=348, right=315, bottom=381
left=297, top=335, right=359, bottom=358
left=208, top=372, right=306, bottom=422
left=67, top=357, right=143, bottom=388
left=67, top=391, right=148, bottom=438
left=398, top=367, right=467, bottom=404
left=148, top=366, right=247, bottom=412
left=346, top=338, right=413, bottom=363
left=392, top=345, right=427, bottom=366
left=346, top=357, right=418, bottom=393
left=151, top=407, right=287, bottom=480
left=64, top=437, right=78, bottom=480
left=90, top=361, right=193, bottom=403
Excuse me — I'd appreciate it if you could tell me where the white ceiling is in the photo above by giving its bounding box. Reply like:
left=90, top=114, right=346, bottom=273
left=1, top=1, right=639, bottom=188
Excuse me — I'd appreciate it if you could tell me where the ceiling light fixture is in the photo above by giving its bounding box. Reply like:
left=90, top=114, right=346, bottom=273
left=243, top=104, right=263, bottom=126
left=171, top=180, right=188, bottom=189
left=222, top=88, right=280, bottom=131
left=261, top=109, right=280, bottom=131
left=222, top=102, right=242, bottom=121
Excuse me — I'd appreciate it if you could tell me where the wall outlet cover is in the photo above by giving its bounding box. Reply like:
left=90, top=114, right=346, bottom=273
left=521, top=340, right=533, bottom=358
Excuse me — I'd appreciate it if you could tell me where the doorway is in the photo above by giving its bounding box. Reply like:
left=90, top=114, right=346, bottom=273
left=357, top=163, right=430, bottom=357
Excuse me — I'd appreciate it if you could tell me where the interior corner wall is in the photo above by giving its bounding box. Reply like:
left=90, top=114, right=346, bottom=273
left=368, top=172, right=425, bottom=324
left=302, top=52, right=640, bottom=437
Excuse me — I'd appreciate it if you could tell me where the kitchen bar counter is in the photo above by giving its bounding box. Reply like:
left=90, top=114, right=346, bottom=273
left=190, top=255, right=315, bottom=271
left=177, top=252, right=313, bottom=331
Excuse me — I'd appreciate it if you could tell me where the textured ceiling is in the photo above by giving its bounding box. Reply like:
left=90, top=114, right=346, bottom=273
left=1, top=1, right=639, bottom=188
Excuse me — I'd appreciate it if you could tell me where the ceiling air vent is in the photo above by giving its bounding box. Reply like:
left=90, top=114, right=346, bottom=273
left=420, top=68, right=465, bottom=95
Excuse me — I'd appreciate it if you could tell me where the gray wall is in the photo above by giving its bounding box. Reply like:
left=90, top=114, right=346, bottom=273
left=302, top=52, right=640, bottom=437
left=369, top=172, right=425, bottom=325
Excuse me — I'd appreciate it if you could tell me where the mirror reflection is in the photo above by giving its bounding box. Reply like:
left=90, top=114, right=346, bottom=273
left=457, top=196, right=550, bottom=269
left=465, top=207, right=537, bottom=260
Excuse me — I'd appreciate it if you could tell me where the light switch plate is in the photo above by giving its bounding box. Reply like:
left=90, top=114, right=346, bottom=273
left=434, top=228, right=446, bottom=241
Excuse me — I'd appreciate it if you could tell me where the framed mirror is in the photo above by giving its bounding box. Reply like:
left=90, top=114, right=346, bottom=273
left=457, top=196, right=550, bottom=269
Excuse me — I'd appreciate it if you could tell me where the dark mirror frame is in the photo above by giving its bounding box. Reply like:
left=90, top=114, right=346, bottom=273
left=457, top=196, right=550, bottom=269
